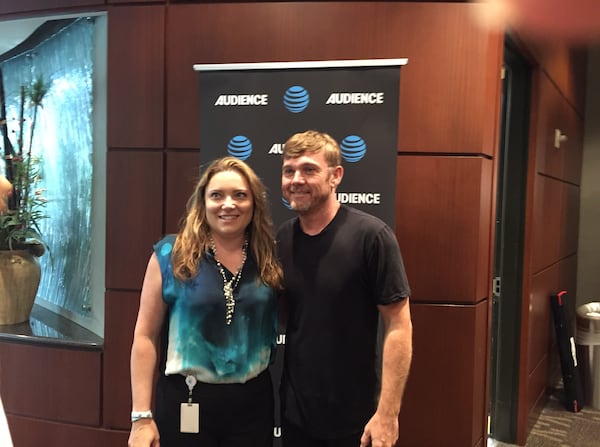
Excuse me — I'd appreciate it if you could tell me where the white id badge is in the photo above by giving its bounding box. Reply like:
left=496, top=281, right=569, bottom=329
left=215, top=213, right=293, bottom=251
left=180, top=403, right=200, bottom=433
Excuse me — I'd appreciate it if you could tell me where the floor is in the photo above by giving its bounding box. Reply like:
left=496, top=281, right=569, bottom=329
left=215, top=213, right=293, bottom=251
left=486, top=386, right=600, bottom=447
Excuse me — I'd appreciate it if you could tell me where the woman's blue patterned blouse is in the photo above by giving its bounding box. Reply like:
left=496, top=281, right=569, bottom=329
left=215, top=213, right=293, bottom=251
left=155, top=235, right=278, bottom=383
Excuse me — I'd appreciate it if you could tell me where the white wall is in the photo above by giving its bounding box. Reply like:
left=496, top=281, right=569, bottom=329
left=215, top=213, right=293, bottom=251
left=576, top=46, right=600, bottom=308
left=0, top=394, right=13, bottom=447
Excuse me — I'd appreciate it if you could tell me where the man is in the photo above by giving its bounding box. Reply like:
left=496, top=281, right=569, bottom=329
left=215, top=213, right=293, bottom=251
left=0, top=175, right=11, bottom=213
left=277, top=130, right=413, bottom=447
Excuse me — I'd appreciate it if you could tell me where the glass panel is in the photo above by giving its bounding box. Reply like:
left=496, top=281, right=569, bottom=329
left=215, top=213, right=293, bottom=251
left=1, top=18, right=96, bottom=319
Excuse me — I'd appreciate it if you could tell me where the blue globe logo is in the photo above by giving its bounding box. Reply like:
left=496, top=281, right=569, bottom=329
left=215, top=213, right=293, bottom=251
left=340, top=135, right=367, bottom=163
left=283, top=86, right=310, bottom=113
left=227, top=135, right=252, bottom=160
left=281, top=196, right=292, bottom=210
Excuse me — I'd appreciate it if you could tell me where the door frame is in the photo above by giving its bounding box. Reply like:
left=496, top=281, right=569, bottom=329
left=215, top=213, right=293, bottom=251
left=488, top=37, right=531, bottom=444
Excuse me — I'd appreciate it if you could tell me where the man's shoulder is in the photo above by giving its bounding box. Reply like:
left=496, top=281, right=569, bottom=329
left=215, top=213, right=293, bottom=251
left=342, top=205, right=388, bottom=230
left=276, top=217, right=297, bottom=238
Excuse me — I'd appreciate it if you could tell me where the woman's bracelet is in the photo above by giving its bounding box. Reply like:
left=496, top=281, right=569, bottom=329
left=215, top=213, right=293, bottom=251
left=131, top=410, right=153, bottom=423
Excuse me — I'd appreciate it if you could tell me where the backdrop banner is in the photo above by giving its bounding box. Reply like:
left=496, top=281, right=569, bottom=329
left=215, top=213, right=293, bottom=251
left=194, top=59, right=406, bottom=445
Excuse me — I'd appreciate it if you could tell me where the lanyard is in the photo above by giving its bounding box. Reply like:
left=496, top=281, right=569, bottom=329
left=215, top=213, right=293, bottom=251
left=185, top=375, right=197, bottom=403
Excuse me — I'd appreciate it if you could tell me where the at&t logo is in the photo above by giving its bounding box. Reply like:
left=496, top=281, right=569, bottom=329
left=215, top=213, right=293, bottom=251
left=340, top=135, right=367, bottom=162
left=283, top=86, right=310, bottom=113
left=227, top=135, right=253, bottom=160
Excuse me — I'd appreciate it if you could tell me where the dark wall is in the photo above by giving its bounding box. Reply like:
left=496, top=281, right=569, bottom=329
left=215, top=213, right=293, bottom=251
left=0, top=2, right=586, bottom=447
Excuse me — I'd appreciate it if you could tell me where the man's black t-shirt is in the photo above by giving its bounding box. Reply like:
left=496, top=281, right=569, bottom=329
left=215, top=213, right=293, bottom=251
left=276, top=205, right=411, bottom=439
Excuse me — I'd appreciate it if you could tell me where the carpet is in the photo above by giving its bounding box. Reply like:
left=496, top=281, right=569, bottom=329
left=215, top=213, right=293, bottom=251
left=490, top=386, right=600, bottom=447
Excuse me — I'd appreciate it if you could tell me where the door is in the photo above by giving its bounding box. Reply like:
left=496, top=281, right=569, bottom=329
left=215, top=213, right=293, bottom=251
left=488, top=38, right=531, bottom=443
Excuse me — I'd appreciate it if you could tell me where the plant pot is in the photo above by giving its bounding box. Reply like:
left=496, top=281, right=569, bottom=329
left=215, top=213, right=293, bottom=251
left=0, top=250, right=41, bottom=325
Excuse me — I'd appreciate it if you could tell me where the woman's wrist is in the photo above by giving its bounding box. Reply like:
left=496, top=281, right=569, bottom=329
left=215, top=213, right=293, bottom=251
left=131, top=410, right=153, bottom=423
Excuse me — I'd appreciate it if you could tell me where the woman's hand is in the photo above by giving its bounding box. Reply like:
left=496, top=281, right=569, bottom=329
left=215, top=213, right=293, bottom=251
left=128, top=418, right=160, bottom=447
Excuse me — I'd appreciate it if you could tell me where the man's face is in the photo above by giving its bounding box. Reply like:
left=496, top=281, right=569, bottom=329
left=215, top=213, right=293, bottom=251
left=0, top=175, right=12, bottom=213
left=281, top=150, right=340, bottom=215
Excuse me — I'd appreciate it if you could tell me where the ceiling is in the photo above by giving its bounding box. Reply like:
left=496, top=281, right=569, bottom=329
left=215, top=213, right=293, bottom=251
left=0, top=17, right=48, bottom=56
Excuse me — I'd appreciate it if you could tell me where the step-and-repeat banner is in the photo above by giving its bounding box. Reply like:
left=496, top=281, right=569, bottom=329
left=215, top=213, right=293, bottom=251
left=194, top=59, right=406, bottom=445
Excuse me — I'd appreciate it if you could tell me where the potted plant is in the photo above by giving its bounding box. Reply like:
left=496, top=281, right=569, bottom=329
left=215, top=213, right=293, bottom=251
left=0, top=76, right=49, bottom=325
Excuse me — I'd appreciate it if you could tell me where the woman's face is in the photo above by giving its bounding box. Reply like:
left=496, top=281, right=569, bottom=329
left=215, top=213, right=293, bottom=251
left=204, top=170, right=254, bottom=240
left=0, top=175, right=12, bottom=213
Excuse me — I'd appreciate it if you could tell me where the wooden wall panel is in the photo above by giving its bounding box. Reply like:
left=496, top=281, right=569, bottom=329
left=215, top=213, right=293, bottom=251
left=531, top=176, right=580, bottom=274
left=103, top=290, right=140, bottom=429
left=563, top=111, right=584, bottom=187
left=108, top=0, right=161, bottom=4
left=523, top=259, right=575, bottom=430
left=534, top=74, right=563, bottom=178
left=107, top=5, right=165, bottom=149
left=0, top=0, right=102, bottom=15
left=519, top=39, right=587, bottom=115
left=526, top=355, right=549, bottom=425
left=105, top=151, right=164, bottom=290
left=534, top=73, right=584, bottom=184
left=399, top=301, right=488, bottom=447
left=165, top=151, right=202, bottom=234
left=527, top=264, right=558, bottom=379
left=561, top=184, right=580, bottom=259
left=166, top=2, right=500, bottom=155
left=530, top=176, right=556, bottom=273
left=396, top=156, right=492, bottom=303
left=477, top=155, right=494, bottom=300
left=559, top=255, right=578, bottom=304
left=396, top=3, right=500, bottom=156
left=7, top=415, right=128, bottom=447
left=0, top=343, right=101, bottom=425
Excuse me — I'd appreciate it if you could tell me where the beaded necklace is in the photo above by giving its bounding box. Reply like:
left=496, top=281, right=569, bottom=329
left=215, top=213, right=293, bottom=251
left=209, top=236, right=248, bottom=325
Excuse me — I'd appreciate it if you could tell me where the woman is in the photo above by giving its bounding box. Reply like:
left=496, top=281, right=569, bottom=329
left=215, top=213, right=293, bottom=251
left=128, top=157, right=282, bottom=447
left=0, top=176, right=14, bottom=446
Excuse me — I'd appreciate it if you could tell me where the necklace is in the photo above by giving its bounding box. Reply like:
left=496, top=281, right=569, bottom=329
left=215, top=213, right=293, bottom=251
left=209, top=236, right=248, bottom=325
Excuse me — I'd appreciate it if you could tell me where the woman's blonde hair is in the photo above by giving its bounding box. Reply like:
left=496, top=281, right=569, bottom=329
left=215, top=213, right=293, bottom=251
left=171, top=156, right=282, bottom=290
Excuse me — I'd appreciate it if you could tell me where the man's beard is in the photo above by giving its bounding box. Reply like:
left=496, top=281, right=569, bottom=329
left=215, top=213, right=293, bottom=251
left=289, top=190, right=329, bottom=215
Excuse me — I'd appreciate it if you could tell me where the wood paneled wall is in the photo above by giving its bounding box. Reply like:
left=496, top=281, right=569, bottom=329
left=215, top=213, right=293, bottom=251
left=0, top=2, right=586, bottom=447
left=0, top=343, right=101, bottom=425
left=514, top=33, right=585, bottom=443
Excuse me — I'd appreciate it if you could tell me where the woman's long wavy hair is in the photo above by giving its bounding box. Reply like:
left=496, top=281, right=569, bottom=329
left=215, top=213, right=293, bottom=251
left=171, top=157, right=282, bottom=290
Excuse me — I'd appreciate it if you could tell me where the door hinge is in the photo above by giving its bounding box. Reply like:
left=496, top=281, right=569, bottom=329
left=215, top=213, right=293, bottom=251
left=492, top=276, right=501, bottom=297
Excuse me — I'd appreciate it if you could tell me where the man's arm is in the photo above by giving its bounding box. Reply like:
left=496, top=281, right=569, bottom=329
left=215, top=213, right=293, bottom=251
left=361, top=297, right=413, bottom=447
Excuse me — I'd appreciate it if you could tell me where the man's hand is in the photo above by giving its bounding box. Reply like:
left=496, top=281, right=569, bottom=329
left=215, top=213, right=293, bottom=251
left=360, top=411, right=399, bottom=447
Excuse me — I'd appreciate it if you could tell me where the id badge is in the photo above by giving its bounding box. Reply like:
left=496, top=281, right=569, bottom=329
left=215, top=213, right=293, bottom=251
left=180, top=402, right=199, bottom=433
